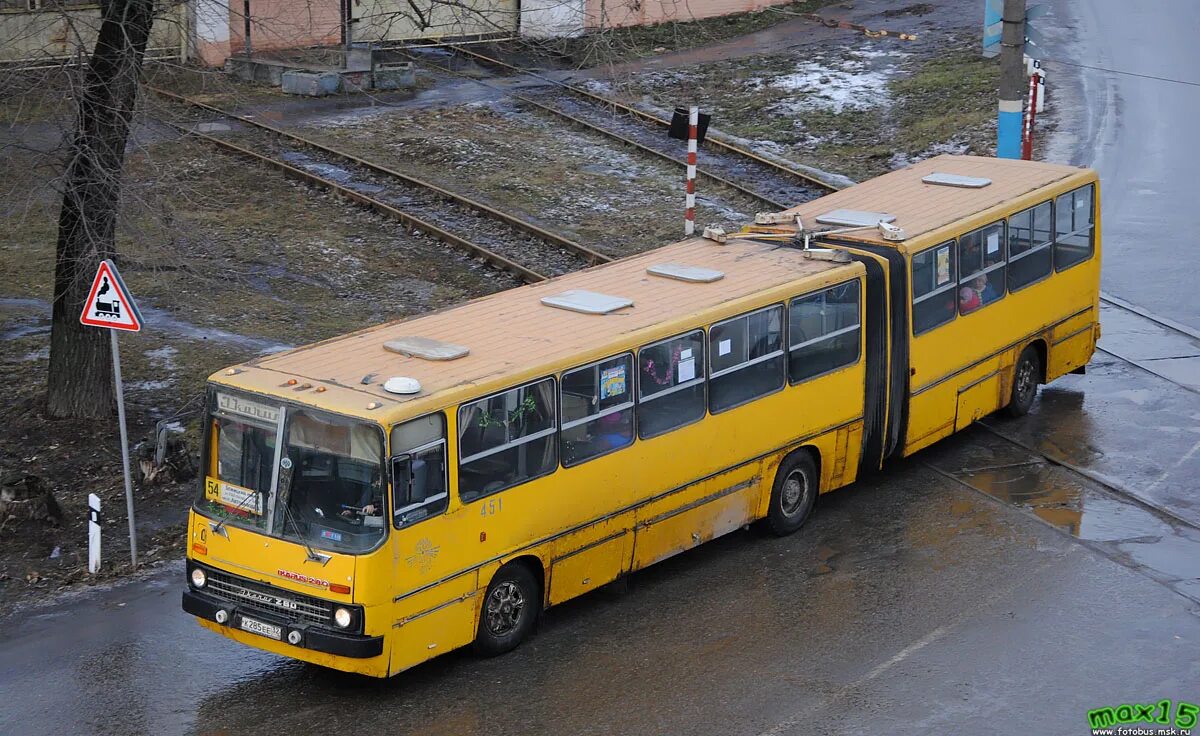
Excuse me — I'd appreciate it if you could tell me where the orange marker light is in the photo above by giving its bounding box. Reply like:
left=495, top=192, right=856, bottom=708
left=479, top=531, right=486, bottom=542
left=192, top=542, right=208, bottom=556
left=330, top=583, right=351, bottom=595
left=285, top=379, right=298, bottom=386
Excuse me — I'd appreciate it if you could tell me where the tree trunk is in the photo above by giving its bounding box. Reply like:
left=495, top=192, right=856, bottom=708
left=47, top=0, right=156, bottom=419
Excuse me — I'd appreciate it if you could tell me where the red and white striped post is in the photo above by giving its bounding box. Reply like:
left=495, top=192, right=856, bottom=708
left=685, top=106, right=698, bottom=236
left=1021, top=72, right=1039, bottom=160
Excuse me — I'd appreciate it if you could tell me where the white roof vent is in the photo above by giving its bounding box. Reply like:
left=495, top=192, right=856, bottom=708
left=541, top=289, right=633, bottom=315
left=816, top=209, right=897, bottom=227
left=922, top=172, right=992, bottom=188
left=647, top=263, right=725, bottom=283
left=383, top=376, right=422, bottom=395
left=384, top=336, right=469, bottom=361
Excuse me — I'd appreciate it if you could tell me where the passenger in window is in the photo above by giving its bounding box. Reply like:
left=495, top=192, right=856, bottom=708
left=959, top=282, right=982, bottom=314
left=595, top=412, right=632, bottom=451
left=975, top=274, right=1000, bottom=305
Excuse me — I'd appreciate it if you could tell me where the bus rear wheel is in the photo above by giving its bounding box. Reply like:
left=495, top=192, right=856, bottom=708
left=765, top=451, right=817, bottom=537
left=473, top=562, right=539, bottom=657
left=1004, top=345, right=1042, bottom=417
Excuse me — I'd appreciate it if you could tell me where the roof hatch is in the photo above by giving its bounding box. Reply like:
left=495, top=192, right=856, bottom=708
left=383, top=336, right=470, bottom=361
left=541, top=289, right=633, bottom=315
left=646, top=263, right=725, bottom=283
left=921, top=172, right=992, bottom=188
left=815, top=209, right=897, bottom=227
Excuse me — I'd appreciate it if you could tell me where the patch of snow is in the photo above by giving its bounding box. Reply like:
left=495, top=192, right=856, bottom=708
left=762, top=46, right=907, bottom=114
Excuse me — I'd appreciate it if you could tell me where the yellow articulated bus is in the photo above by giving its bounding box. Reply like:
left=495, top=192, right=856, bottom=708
left=182, top=155, right=1100, bottom=677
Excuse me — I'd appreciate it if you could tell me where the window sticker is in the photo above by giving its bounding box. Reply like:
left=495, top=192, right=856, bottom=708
left=986, top=232, right=1000, bottom=255
left=600, top=365, right=627, bottom=399
left=718, top=339, right=732, bottom=356
left=677, top=357, right=696, bottom=383
left=936, top=246, right=951, bottom=285
left=680, top=348, right=693, bottom=360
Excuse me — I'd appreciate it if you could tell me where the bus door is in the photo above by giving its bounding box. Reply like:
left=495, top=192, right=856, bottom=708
left=822, top=240, right=911, bottom=474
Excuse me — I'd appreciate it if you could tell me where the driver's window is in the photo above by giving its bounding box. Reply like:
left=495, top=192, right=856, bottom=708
left=390, top=413, right=448, bottom=529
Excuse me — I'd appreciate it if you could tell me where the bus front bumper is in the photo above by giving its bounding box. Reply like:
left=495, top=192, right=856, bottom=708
left=182, top=589, right=384, bottom=659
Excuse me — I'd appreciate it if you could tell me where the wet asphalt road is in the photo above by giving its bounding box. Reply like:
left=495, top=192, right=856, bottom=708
left=1046, top=0, right=1200, bottom=331
left=4, top=1, right=1200, bottom=733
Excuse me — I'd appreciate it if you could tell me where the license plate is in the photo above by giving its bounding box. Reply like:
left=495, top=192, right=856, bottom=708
left=239, top=616, right=282, bottom=640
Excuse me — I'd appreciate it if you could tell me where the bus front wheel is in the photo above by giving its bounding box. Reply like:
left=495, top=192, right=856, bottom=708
left=765, top=451, right=817, bottom=537
left=1003, top=345, right=1042, bottom=417
left=474, top=562, right=539, bottom=657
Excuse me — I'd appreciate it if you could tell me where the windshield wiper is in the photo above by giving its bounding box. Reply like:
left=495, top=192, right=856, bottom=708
left=279, top=493, right=329, bottom=565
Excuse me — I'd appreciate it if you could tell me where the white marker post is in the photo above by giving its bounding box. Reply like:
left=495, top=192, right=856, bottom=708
left=88, top=493, right=102, bottom=573
left=685, top=106, right=698, bottom=236
left=79, top=259, right=145, bottom=569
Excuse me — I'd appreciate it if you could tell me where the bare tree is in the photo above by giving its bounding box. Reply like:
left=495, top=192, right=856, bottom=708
left=46, top=0, right=156, bottom=419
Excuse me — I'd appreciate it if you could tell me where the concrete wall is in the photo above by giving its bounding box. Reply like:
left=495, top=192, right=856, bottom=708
left=583, top=0, right=788, bottom=31
left=227, top=0, right=342, bottom=58
left=521, top=0, right=584, bottom=38
left=0, top=4, right=184, bottom=63
left=351, top=0, right=516, bottom=44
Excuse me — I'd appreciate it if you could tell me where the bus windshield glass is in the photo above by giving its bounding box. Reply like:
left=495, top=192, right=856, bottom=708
left=197, top=390, right=387, bottom=553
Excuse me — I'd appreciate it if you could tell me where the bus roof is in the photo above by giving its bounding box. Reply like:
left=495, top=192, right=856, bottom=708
left=215, top=236, right=859, bottom=423
left=783, top=154, right=1092, bottom=252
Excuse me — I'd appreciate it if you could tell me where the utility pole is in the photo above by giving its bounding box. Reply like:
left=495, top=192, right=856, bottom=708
left=997, top=0, right=1026, bottom=158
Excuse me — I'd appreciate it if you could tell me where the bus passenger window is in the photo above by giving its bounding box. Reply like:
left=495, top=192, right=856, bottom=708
left=958, top=221, right=1006, bottom=315
left=638, top=330, right=706, bottom=439
left=560, top=354, right=635, bottom=466
left=1008, top=201, right=1053, bottom=291
left=390, top=413, right=448, bottom=529
left=789, top=281, right=860, bottom=384
left=458, top=379, right=557, bottom=501
left=912, top=241, right=957, bottom=334
left=1054, top=184, right=1095, bottom=271
left=709, top=305, right=785, bottom=413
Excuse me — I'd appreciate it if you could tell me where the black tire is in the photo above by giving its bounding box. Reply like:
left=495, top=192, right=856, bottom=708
left=1003, top=345, right=1042, bottom=417
left=473, top=562, right=539, bottom=657
left=765, top=451, right=818, bottom=537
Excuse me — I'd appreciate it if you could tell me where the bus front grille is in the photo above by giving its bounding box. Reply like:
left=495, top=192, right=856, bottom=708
left=206, top=569, right=334, bottom=627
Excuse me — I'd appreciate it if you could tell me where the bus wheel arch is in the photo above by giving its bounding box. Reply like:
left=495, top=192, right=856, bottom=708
left=1004, top=340, right=1046, bottom=417
left=474, top=557, right=542, bottom=657
left=763, top=447, right=819, bottom=537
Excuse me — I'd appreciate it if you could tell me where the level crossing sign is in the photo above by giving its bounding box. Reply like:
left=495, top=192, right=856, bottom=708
left=79, top=259, right=143, bottom=332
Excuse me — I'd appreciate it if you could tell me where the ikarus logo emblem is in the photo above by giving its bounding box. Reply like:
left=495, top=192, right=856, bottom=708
left=406, top=538, right=440, bottom=574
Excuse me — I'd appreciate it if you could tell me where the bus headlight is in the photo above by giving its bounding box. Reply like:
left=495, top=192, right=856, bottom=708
left=191, top=567, right=207, bottom=588
left=333, top=607, right=353, bottom=629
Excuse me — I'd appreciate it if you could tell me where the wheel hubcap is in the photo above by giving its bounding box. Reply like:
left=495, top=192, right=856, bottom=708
left=485, top=581, right=525, bottom=636
left=781, top=471, right=808, bottom=517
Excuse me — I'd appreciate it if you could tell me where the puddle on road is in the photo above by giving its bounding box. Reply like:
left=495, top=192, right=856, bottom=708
left=933, top=430, right=1200, bottom=603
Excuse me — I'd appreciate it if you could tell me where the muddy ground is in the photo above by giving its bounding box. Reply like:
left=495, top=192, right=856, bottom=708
left=0, top=0, right=1012, bottom=607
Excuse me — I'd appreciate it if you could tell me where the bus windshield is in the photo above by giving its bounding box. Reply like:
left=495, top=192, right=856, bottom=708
left=197, top=389, right=387, bottom=553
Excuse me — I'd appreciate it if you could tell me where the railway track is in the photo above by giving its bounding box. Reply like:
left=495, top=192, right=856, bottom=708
left=448, top=45, right=843, bottom=196
left=402, top=48, right=824, bottom=211
left=147, top=87, right=614, bottom=284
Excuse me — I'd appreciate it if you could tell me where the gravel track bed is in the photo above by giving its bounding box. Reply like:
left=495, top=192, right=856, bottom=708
left=191, top=118, right=594, bottom=279
left=519, top=89, right=828, bottom=210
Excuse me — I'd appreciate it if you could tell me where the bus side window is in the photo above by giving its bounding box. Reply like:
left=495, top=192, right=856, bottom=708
left=458, top=378, right=557, bottom=501
left=560, top=354, right=635, bottom=467
left=390, top=413, right=448, bottom=529
left=789, top=280, right=861, bottom=384
left=1008, top=201, right=1053, bottom=291
left=1054, top=183, right=1095, bottom=271
left=958, top=220, right=1006, bottom=315
left=912, top=241, right=957, bottom=335
left=638, top=330, right=706, bottom=439
left=709, top=304, right=785, bottom=413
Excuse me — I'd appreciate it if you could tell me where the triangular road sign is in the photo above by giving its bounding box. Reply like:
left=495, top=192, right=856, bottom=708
left=79, top=259, right=143, bottom=332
